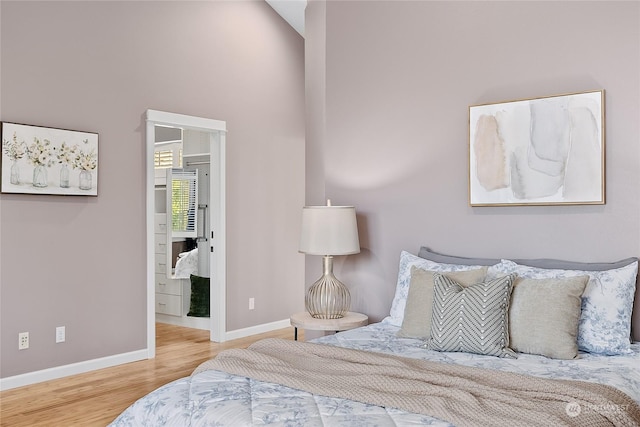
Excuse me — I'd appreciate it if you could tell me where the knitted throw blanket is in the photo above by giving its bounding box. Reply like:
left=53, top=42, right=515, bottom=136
left=194, top=338, right=640, bottom=427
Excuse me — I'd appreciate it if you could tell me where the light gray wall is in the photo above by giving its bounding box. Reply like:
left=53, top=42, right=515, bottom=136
left=0, top=0, right=305, bottom=378
left=307, top=1, right=640, bottom=339
left=302, top=0, right=328, bottom=340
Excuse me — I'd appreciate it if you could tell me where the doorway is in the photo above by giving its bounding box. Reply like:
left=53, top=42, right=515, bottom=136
left=145, top=110, right=227, bottom=357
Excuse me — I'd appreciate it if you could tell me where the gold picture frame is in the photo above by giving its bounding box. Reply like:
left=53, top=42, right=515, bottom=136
left=469, top=90, right=605, bottom=206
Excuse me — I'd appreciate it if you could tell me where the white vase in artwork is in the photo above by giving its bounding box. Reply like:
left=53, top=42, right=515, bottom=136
left=79, top=170, right=92, bottom=190
left=32, top=165, right=48, bottom=188
left=60, top=164, right=70, bottom=188
left=10, top=161, right=20, bottom=185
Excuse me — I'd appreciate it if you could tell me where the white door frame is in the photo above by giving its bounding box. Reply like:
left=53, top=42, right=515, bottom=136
left=145, top=109, right=227, bottom=358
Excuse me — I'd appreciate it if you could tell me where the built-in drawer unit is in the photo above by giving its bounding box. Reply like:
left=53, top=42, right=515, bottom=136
left=154, top=212, right=182, bottom=317
left=156, top=292, right=182, bottom=316
left=154, top=239, right=168, bottom=254
left=155, top=254, right=169, bottom=275
left=154, top=214, right=167, bottom=234
left=155, top=274, right=182, bottom=296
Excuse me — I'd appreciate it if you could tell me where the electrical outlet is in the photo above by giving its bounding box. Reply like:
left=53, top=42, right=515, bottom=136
left=18, top=332, right=29, bottom=350
left=56, top=326, right=65, bottom=343
left=249, top=298, right=255, bottom=310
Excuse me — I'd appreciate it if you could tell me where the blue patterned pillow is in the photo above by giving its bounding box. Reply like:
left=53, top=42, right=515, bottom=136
left=426, top=273, right=517, bottom=358
left=386, top=251, right=493, bottom=327
left=489, top=259, right=638, bottom=355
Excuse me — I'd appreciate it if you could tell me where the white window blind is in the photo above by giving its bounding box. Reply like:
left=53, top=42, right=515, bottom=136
left=167, top=169, right=198, bottom=238
left=154, top=142, right=183, bottom=170
left=154, top=150, right=173, bottom=168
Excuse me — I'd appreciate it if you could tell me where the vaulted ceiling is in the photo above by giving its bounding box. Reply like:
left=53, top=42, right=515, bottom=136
left=266, top=0, right=306, bottom=37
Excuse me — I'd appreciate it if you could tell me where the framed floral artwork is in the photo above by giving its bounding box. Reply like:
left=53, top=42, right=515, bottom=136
left=469, top=90, right=604, bottom=206
left=1, top=122, right=99, bottom=196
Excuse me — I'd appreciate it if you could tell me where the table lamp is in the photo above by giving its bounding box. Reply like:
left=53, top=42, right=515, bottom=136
left=299, top=200, right=360, bottom=319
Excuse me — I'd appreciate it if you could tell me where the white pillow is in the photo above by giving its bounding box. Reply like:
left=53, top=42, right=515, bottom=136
left=489, top=259, right=638, bottom=355
left=386, top=251, right=493, bottom=327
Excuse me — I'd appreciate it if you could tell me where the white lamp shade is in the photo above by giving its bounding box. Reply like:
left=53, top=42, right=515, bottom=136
left=299, top=206, right=360, bottom=256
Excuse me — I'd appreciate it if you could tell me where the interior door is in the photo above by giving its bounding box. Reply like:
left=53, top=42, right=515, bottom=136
left=145, top=110, right=227, bottom=358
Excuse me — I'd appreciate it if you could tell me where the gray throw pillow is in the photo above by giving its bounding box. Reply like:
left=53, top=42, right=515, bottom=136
left=398, top=266, right=488, bottom=339
left=427, top=273, right=517, bottom=358
left=509, top=276, right=588, bottom=359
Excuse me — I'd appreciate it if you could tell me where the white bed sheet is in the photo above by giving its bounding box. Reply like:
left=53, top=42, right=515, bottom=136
left=173, top=248, right=199, bottom=279
left=110, top=321, right=640, bottom=426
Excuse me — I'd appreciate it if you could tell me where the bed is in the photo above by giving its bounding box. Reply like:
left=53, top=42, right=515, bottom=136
left=110, top=248, right=640, bottom=426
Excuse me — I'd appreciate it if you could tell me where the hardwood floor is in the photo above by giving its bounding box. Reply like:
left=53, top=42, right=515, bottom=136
left=0, top=323, right=300, bottom=426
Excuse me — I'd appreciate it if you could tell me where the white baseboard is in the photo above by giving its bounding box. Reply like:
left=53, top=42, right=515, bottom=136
left=159, top=315, right=293, bottom=341
left=156, top=313, right=210, bottom=330
left=225, top=318, right=292, bottom=341
left=0, top=319, right=292, bottom=391
left=0, top=349, right=148, bottom=391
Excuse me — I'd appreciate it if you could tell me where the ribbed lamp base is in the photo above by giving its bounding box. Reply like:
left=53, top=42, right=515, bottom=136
left=305, top=256, right=351, bottom=319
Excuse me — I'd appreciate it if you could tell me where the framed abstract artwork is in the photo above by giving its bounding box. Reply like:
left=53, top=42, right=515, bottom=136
left=1, top=122, right=99, bottom=196
left=469, top=90, right=604, bottom=206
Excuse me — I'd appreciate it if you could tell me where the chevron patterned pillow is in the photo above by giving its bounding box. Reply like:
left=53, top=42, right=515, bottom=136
left=427, top=273, right=517, bottom=358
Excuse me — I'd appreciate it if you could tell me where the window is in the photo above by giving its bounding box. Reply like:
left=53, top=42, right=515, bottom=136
left=168, top=169, right=198, bottom=238
left=154, top=142, right=183, bottom=169
left=154, top=149, right=173, bottom=168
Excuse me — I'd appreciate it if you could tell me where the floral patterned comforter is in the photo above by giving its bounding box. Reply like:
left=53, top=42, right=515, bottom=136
left=110, top=321, right=640, bottom=426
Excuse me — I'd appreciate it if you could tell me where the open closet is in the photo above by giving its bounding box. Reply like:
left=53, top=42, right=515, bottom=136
left=154, top=127, right=212, bottom=330
left=146, top=110, right=226, bottom=351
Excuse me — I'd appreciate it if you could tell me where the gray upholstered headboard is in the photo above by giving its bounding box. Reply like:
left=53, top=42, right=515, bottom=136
left=417, top=247, right=640, bottom=343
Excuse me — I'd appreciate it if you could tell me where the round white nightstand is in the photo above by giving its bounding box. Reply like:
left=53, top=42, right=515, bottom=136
left=290, top=311, right=368, bottom=340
